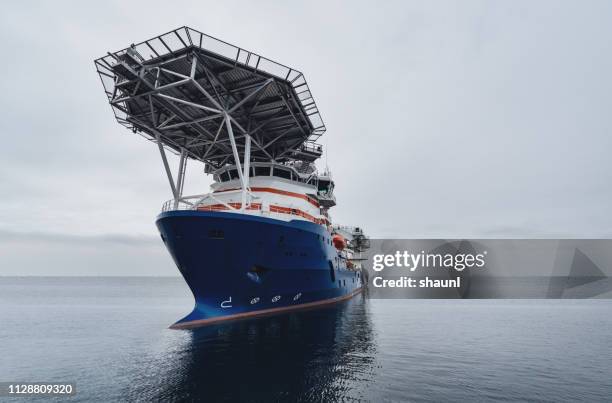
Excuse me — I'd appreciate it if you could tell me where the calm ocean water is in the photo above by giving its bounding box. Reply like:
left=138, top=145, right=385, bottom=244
left=1, top=277, right=611, bottom=402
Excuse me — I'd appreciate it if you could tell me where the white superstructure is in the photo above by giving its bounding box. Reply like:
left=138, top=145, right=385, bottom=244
left=162, top=162, right=334, bottom=226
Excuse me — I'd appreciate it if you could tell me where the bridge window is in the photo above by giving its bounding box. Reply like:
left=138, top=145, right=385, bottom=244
left=229, top=169, right=239, bottom=180
left=254, top=166, right=271, bottom=177
left=318, top=180, right=333, bottom=193
left=273, top=168, right=291, bottom=180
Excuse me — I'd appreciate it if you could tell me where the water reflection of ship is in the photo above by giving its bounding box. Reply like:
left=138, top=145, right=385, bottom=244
left=128, top=294, right=376, bottom=402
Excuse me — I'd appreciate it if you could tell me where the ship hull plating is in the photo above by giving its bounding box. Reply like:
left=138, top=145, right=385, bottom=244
left=156, top=211, right=364, bottom=329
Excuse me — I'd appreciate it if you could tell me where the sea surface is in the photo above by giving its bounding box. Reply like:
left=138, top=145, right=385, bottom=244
left=1, top=277, right=611, bottom=402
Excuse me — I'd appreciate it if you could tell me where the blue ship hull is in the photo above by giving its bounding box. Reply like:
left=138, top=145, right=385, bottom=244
left=156, top=210, right=364, bottom=329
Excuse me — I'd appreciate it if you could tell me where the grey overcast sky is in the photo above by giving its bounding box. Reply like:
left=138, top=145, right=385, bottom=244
left=1, top=1, right=612, bottom=275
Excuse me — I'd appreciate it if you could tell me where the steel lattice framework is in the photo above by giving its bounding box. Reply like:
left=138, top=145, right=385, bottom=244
left=94, top=26, right=326, bottom=170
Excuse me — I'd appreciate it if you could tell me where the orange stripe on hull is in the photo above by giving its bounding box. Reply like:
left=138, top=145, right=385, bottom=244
left=169, top=287, right=363, bottom=330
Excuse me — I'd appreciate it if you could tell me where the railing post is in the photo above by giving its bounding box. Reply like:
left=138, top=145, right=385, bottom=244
left=242, top=134, right=251, bottom=210
left=224, top=112, right=247, bottom=211
left=174, top=149, right=187, bottom=209
left=157, top=135, right=178, bottom=201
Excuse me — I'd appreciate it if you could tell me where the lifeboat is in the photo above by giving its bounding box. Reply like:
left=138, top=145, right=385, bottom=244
left=332, top=234, right=347, bottom=250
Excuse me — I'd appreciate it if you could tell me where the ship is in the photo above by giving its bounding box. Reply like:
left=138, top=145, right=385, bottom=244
left=95, top=27, right=370, bottom=329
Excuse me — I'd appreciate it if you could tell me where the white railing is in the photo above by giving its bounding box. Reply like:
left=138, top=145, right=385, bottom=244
left=161, top=190, right=253, bottom=213
left=161, top=199, right=196, bottom=212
